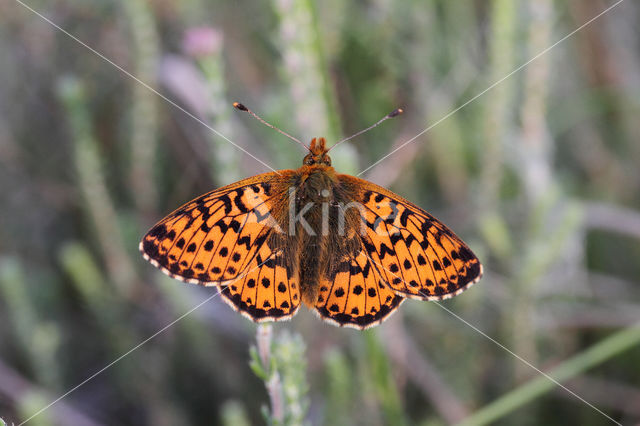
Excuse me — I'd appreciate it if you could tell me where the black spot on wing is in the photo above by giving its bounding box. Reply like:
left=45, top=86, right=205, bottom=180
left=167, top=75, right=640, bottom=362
left=221, top=286, right=288, bottom=320
left=233, top=190, right=250, bottom=213
left=148, top=224, right=167, bottom=239
left=142, top=239, right=159, bottom=258
left=229, top=219, right=242, bottom=233
left=176, top=238, right=185, bottom=249
left=378, top=243, right=395, bottom=259
left=220, top=194, right=233, bottom=214
left=315, top=295, right=403, bottom=328
left=399, top=208, right=410, bottom=227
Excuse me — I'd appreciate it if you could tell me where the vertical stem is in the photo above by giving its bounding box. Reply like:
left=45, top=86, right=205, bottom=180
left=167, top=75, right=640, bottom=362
left=511, top=0, right=555, bottom=380
left=520, top=0, right=553, bottom=203
left=479, top=0, right=518, bottom=214
left=58, top=242, right=135, bottom=353
left=273, top=0, right=334, bottom=139
left=0, top=258, right=61, bottom=391
left=183, top=28, right=241, bottom=183
left=413, top=1, right=472, bottom=207
left=122, top=0, right=160, bottom=215
left=510, top=0, right=587, bottom=384
left=272, top=0, right=358, bottom=173
left=250, top=324, right=309, bottom=425
left=477, top=0, right=518, bottom=261
left=256, top=324, right=285, bottom=423
left=58, top=77, right=136, bottom=296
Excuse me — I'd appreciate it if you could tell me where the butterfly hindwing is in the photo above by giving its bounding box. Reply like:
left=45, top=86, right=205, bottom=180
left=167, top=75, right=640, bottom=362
left=314, top=250, right=404, bottom=329
left=140, top=171, right=301, bottom=320
left=219, top=248, right=301, bottom=321
left=338, top=174, right=482, bottom=300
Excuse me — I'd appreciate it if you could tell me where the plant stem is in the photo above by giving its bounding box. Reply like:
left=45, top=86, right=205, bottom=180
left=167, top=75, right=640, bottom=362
left=122, top=0, right=160, bottom=215
left=250, top=324, right=309, bottom=425
left=457, top=325, right=640, bottom=426
left=57, top=77, right=136, bottom=297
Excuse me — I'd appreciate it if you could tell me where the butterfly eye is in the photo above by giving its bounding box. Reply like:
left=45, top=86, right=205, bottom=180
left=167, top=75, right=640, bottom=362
left=323, top=156, right=331, bottom=166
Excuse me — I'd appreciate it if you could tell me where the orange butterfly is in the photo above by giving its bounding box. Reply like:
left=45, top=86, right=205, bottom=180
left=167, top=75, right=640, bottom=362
left=140, top=104, right=482, bottom=329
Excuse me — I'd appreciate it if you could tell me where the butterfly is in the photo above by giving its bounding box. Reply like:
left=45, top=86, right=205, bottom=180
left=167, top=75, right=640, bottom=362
left=140, top=105, right=482, bottom=329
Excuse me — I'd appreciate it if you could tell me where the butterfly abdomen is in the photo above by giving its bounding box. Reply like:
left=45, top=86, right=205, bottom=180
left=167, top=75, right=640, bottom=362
left=293, top=167, right=339, bottom=307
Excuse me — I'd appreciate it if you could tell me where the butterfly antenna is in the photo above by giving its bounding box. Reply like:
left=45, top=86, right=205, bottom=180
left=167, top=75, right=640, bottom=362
left=233, top=102, right=310, bottom=151
left=327, top=108, right=404, bottom=152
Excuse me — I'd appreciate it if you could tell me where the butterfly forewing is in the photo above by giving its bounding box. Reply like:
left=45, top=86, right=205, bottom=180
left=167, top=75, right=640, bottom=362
left=338, top=174, right=482, bottom=300
left=140, top=171, right=301, bottom=321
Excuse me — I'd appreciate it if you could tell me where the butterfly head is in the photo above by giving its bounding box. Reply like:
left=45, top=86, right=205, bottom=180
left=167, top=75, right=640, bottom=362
left=303, top=137, right=332, bottom=166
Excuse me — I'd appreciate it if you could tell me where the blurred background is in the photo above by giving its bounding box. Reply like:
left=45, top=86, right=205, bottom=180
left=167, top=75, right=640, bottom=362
left=1, top=0, right=640, bottom=425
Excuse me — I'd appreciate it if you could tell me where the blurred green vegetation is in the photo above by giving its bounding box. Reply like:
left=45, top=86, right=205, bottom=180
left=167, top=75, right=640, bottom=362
left=1, top=0, right=640, bottom=425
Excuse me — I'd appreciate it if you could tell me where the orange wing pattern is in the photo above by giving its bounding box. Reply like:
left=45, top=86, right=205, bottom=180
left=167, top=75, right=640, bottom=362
left=339, top=175, right=482, bottom=301
left=219, top=248, right=301, bottom=321
left=140, top=172, right=301, bottom=321
left=314, top=250, right=404, bottom=329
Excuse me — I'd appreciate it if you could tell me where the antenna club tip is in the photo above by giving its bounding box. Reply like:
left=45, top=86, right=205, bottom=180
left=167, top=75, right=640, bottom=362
left=388, top=108, right=404, bottom=118
left=233, top=102, right=248, bottom=112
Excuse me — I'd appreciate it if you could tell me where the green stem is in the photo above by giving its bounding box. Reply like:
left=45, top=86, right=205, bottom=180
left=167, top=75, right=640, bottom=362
left=457, top=325, right=640, bottom=426
left=0, top=258, right=61, bottom=392
left=122, top=0, right=160, bottom=214
left=479, top=0, right=518, bottom=214
left=249, top=324, right=309, bottom=425
left=57, top=77, right=136, bottom=296
left=192, top=31, right=241, bottom=183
